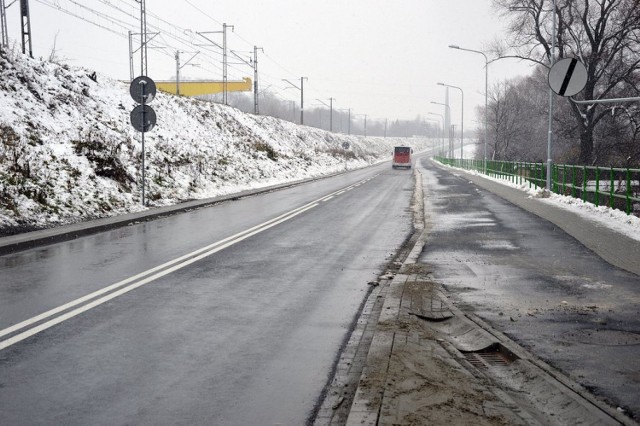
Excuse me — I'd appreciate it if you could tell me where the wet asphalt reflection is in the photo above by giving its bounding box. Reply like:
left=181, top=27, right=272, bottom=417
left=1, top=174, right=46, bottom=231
left=418, top=160, right=640, bottom=419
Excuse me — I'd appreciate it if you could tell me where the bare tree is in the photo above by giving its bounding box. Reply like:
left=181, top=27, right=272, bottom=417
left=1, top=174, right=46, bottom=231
left=493, top=0, right=640, bottom=165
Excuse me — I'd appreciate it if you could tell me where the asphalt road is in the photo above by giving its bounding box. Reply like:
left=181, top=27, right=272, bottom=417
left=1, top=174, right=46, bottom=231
left=417, top=159, right=640, bottom=420
left=0, top=163, right=416, bottom=425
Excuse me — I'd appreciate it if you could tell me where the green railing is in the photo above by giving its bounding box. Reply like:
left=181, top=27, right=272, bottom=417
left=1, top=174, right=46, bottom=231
left=436, top=157, right=640, bottom=216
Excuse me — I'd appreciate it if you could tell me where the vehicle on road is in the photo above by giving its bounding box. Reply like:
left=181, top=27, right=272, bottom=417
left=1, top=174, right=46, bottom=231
left=392, top=146, right=413, bottom=169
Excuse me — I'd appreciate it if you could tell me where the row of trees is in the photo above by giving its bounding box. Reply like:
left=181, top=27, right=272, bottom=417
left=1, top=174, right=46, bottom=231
left=481, top=0, right=640, bottom=167
left=204, top=91, right=444, bottom=138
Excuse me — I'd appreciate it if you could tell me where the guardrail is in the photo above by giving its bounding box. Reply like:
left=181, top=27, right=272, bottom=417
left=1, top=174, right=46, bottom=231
left=436, top=157, right=640, bottom=216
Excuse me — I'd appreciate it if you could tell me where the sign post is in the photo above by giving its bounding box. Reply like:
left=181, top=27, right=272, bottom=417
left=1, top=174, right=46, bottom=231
left=129, top=76, right=157, bottom=206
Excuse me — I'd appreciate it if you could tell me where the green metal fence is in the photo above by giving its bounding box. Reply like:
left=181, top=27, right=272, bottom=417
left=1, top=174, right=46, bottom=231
left=436, top=157, right=640, bottom=216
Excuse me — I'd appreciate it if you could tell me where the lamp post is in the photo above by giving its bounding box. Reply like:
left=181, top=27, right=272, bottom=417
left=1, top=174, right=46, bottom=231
left=438, top=82, right=464, bottom=159
left=425, top=118, right=441, bottom=154
left=428, top=112, right=445, bottom=156
left=546, top=0, right=557, bottom=193
left=448, top=45, right=488, bottom=172
left=430, top=101, right=452, bottom=157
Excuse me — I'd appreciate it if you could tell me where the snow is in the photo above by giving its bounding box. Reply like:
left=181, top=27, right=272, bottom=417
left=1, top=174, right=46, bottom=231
left=0, top=48, right=433, bottom=233
left=443, top=163, right=640, bottom=243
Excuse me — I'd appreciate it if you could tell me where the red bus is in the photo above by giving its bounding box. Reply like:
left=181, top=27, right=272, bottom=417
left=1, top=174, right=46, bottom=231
left=392, top=146, right=413, bottom=169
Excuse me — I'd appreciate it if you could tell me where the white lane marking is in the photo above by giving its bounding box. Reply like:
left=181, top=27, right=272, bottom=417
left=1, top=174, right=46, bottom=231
left=0, top=203, right=318, bottom=351
left=0, top=173, right=382, bottom=350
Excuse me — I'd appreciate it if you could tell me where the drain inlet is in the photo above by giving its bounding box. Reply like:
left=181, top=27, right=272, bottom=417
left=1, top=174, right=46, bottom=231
left=461, top=342, right=519, bottom=369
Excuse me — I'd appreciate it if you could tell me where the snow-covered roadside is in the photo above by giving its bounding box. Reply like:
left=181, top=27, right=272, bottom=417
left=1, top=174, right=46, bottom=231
left=0, top=48, right=433, bottom=233
left=441, top=162, right=640, bottom=242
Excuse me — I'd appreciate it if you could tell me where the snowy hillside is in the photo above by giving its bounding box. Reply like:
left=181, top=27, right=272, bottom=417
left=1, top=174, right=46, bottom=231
left=0, top=48, right=432, bottom=233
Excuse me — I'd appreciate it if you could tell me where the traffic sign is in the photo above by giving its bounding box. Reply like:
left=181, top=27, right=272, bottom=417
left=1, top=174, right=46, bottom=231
left=342, top=142, right=350, bottom=149
left=130, top=76, right=157, bottom=104
left=130, top=105, right=157, bottom=132
left=548, top=58, right=587, bottom=97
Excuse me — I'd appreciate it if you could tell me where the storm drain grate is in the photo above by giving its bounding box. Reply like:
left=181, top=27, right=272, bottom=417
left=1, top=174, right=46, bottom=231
left=461, top=343, right=518, bottom=369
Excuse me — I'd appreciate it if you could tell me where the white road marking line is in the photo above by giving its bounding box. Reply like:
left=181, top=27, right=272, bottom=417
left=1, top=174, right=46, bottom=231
left=0, top=173, right=382, bottom=351
left=0, top=204, right=318, bottom=351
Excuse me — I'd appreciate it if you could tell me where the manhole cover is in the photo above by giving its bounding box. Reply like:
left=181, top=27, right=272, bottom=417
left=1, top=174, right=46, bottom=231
left=561, top=329, right=640, bottom=346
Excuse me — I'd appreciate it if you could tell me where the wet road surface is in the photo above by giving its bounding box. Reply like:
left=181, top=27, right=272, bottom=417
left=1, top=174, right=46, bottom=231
left=0, top=164, right=415, bottom=424
left=418, top=159, right=640, bottom=419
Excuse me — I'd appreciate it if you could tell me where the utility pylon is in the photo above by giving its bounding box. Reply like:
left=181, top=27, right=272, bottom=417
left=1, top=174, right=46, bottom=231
left=19, top=0, right=32, bottom=57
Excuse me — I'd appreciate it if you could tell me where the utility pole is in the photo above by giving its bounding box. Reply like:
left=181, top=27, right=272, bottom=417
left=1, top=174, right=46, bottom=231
left=283, top=77, right=307, bottom=124
left=174, top=50, right=199, bottom=96
left=384, top=118, right=388, bottom=138
left=232, top=47, right=263, bottom=113
left=19, top=0, right=32, bottom=57
left=128, top=30, right=159, bottom=81
left=329, top=98, right=335, bottom=132
left=339, top=108, right=352, bottom=135
left=222, top=23, right=234, bottom=105
left=300, top=77, right=307, bottom=124
left=196, top=25, right=233, bottom=105
left=1, top=0, right=8, bottom=49
left=254, top=46, right=263, bottom=114
left=137, top=0, right=148, bottom=76
left=316, top=98, right=335, bottom=131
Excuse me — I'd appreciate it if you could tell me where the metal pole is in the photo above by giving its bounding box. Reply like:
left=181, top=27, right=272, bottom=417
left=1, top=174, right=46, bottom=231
left=329, top=98, right=334, bottom=132
left=128, top=31, right=134, bottom=81
left=140, top=81, right=147, bottom=206
left=254, top=47, right=263, bottom=114
left=175, top=51, right=180, bottom=95
left=438, top=83, right=464, bottom=159
left=1, top=0, right=9, bottom=48
left=300, top=77, right=306, bottom=125
left=484, top=56, right=488, bottom=171
left=223, top=23, right=228, bottom=105
left=139, top=0, right=147, bottom=76
left=19, top=0, right=32, bottom=57
left=546, top=0, right=557, bottom=192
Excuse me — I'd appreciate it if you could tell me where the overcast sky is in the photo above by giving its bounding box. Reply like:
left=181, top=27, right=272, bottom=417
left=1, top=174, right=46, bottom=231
left=5, top=0, right=536, bottom=128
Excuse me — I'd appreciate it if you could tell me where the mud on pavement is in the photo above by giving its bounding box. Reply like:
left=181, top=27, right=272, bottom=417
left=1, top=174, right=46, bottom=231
left=314, top=167, right=633, bottom=425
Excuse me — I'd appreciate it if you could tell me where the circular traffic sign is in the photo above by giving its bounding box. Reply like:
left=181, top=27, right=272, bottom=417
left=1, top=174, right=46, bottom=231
left=130, top=105, right=157, bottom=132
left=130, top=76, right=157, bottom=104
left=342, top=142, right=350, bottom=149
left=548, top=58, right=587, bottom=97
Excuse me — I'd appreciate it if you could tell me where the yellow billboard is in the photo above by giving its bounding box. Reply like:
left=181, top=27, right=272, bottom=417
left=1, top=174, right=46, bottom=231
left=155, top=78, right=252, bottom=96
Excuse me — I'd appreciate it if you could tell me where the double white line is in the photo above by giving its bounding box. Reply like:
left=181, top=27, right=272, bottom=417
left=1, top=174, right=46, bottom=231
left=0, top=175, right=379, bottom=352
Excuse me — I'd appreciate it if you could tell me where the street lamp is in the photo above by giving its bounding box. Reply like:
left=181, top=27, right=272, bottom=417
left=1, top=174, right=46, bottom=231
left=438, top=82, right=464, bottom=159
left=448, top=44, right=488, bottom=172
left=428, top=112, right=445, bottom=156
left=431, top=101, right=452, bottom=158
left=425, top=118, right=441, bottom=154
